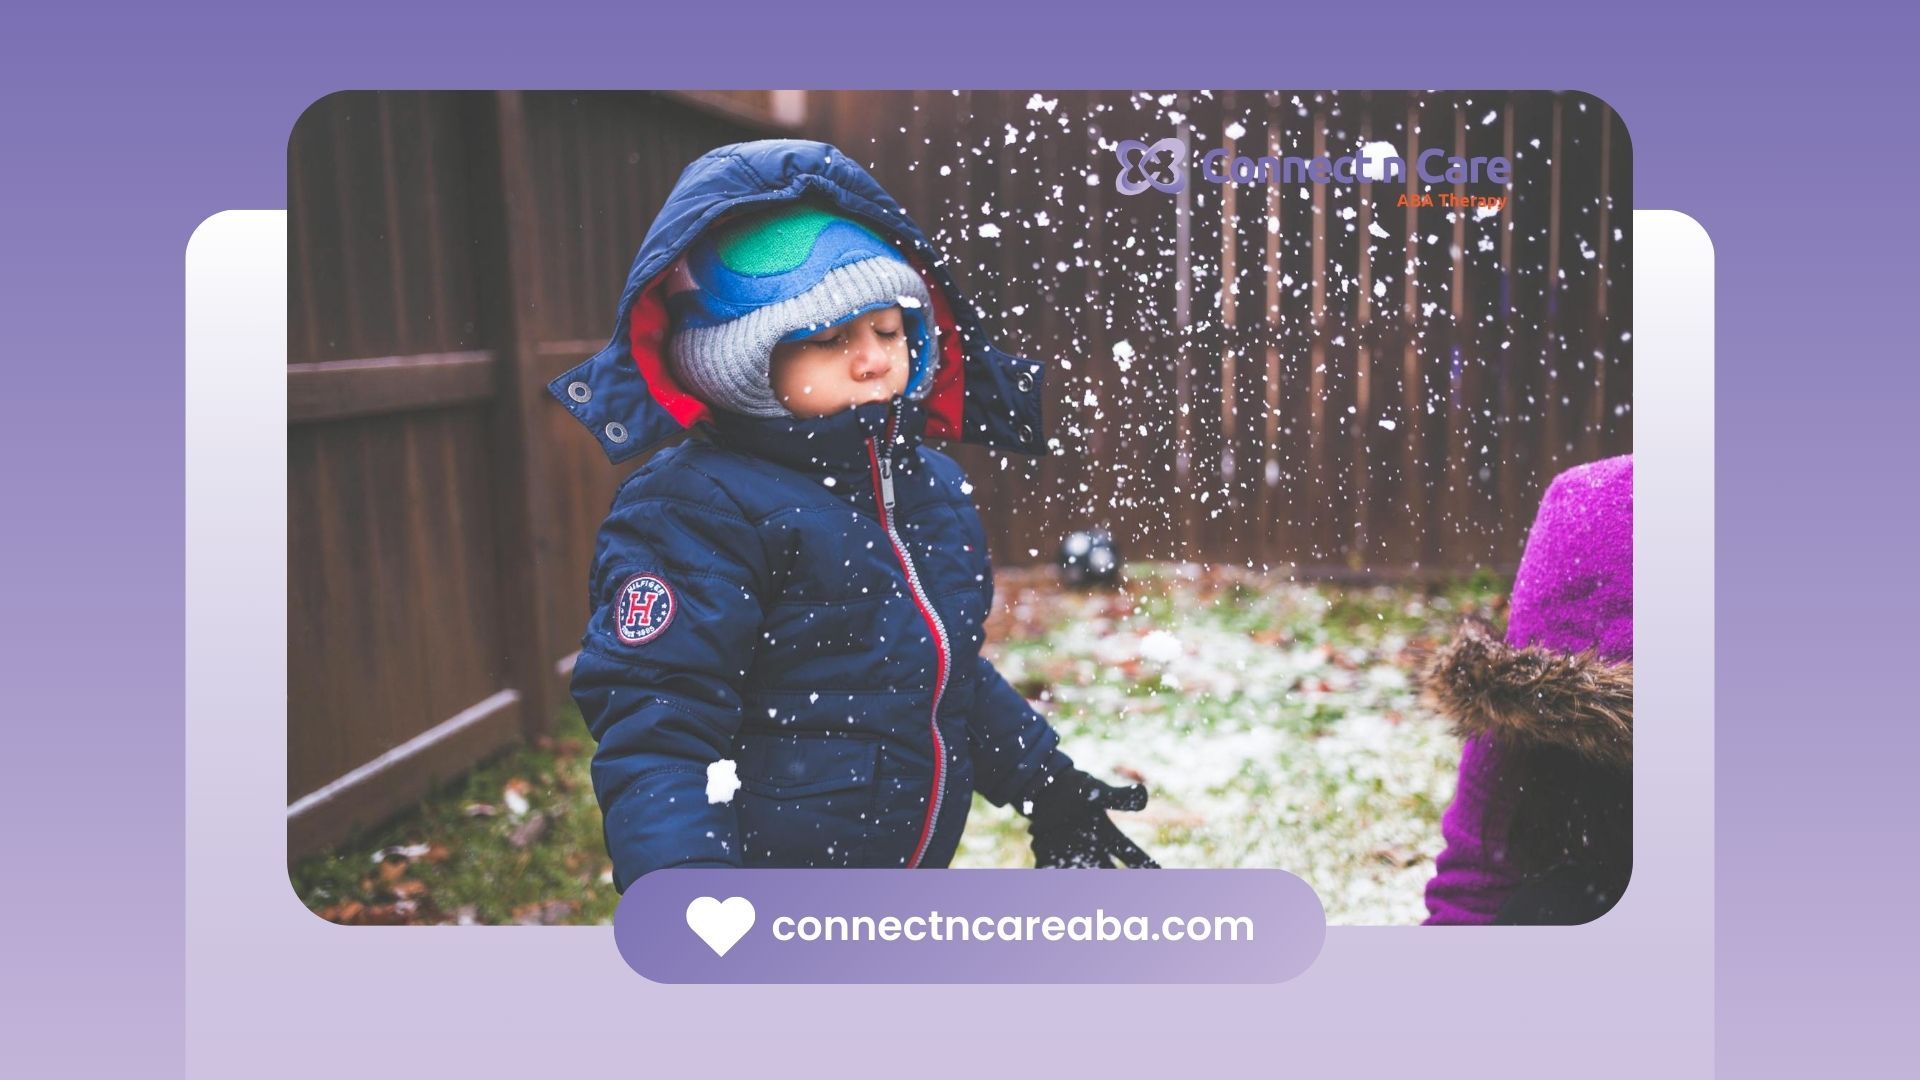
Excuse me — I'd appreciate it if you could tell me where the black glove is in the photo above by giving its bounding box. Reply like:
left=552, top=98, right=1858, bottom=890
left=1022, top=766, right=1160, bottom=869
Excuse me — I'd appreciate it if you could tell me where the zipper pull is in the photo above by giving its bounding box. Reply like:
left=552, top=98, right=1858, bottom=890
left=877, top=400, right=899, bottom=511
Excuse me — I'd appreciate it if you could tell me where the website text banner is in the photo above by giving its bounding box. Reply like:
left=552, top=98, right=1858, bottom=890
left=616, top=868, right=1324, bottom=983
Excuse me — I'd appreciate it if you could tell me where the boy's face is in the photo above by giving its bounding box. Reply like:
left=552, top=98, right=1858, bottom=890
left=769, top=306, right=911, bottom=419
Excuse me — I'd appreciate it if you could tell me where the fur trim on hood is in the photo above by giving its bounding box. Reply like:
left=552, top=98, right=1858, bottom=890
left=1421, top=621, right=1633, bottom=768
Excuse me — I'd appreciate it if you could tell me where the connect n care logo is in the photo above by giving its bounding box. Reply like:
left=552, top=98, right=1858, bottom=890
left=1115, top=133, right=1512, bottom=199
left=1114, top=137, right=1188, bottom=196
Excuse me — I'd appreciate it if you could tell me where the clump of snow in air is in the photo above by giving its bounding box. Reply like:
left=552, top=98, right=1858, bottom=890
left=1224, top=120, right=1247, bottom=141
left=1112, top=339, right=1136, bottom=372
left=1369, top=220, right=1391, bottom=239
left=706, top=759, right=741, bottom=805
left=1139, top=630, right=1183, bottom=665
left=1026, top=94, right=1058, bottom=113
left=1378, top=418, right=1397, bottom=431
left=896, top=294, right=923, bottom=308
left=977, top=223, right=1002, bottom=239
left=1373, top=279, right=1388, bottom=299
left=1358, top=141, right=1401, bottom=182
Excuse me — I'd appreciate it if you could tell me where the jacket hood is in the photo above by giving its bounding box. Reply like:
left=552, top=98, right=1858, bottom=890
left=547, top=139, right=1047, bottom=463
left=1507, top=455, right=1633, bottom=663
left=1421, top=621, right=1633, bottom=768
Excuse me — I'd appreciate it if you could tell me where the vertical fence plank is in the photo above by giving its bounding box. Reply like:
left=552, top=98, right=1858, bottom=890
left=1350, top=95, right=1376, bottom=569
left=475, top=91, right=562, bottom=740
left=1257, top=99, right=1285, bottom=571
left=1496, top=100, right=1522, bottom=557
left=1397, top=97, right=1427, bottom=568
left=1543, top=94, right=1566, bottom=478
left=1217, top=92, right=1241, bottom=562
left=1588, top=106, right=1615, bottom=463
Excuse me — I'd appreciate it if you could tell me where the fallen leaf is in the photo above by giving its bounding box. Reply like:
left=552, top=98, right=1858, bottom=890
left=321, top=900, right=364, bottom=923
left=511, top=900, right=577, bottom=926
left=319, top=900, right=411, bottom=926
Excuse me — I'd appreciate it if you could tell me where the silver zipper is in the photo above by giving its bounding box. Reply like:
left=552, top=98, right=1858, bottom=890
left=867, top=407, right=952, bottom=868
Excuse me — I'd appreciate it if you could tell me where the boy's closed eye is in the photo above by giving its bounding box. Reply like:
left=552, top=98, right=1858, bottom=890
left=770, top=305, right=913, bottom=418
left=800, top=316, right=902, bottom=347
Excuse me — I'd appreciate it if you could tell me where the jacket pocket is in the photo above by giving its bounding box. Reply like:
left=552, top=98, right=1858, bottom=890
left=733, top=735, right=881, bottom=866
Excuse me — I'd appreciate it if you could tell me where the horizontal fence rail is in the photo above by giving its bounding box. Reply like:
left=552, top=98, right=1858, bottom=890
left=288, top=351, right=498, bottom=422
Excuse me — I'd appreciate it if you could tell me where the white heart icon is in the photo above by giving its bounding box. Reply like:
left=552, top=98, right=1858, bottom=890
left=684, top=896, right=755, bottom=957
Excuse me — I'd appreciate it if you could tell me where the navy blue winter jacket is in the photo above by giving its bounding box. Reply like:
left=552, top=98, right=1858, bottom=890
left=547, top=140, right=1068, bottom=889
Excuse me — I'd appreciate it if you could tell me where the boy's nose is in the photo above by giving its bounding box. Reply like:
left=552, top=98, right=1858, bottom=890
left=849, top=336, right=893, bottom=380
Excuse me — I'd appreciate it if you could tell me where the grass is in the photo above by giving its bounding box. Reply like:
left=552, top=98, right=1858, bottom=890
left=291, top=562, right=1505, bottom=926
left=290, top=724, right=618, bottom=925
left=957, top=563, right=1504, bottom=923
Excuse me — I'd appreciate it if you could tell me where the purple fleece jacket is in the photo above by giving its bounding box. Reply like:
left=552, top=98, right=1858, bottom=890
left=1423, top=455, right=1633, bottom=925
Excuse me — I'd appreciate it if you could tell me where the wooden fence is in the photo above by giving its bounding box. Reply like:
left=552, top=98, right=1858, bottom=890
left=287, top=91, right=792, bottom=852
left=813, top=90, right=1630, bottom=571
left=288, top=90, right=1629, bottom=854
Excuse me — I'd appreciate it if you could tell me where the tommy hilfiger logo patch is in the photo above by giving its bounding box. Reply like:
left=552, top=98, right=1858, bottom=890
left=613, top=572, right=675, bottom=646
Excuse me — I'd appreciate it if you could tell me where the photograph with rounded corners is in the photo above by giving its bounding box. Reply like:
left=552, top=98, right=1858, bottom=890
left=286, top=89, right=1632, bottom=927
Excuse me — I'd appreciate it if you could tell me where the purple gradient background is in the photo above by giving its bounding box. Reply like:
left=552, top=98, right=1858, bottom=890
left=7, top=2, right=1911, bottom=1076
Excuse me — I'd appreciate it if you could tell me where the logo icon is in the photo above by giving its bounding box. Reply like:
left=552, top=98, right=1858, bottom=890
left=1114, top=136, right=1188, bottom=196
left=685, top=895, right=755, bottom=957
left=614, top=572, right=675, bottom=646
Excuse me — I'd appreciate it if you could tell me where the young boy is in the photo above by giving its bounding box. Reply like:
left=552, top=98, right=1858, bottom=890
left=547, top=140, right=1155, bottom=889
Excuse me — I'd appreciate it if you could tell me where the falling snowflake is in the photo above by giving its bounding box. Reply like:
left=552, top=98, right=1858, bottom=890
left=1358, top=141, right=1401, bottom=182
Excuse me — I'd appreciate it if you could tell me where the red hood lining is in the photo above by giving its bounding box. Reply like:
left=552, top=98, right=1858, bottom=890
left=627, top=254, right=968, bottom=441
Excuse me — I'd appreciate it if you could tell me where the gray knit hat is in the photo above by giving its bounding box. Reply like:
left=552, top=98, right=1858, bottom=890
left=665, top=204, right=939, bottom=418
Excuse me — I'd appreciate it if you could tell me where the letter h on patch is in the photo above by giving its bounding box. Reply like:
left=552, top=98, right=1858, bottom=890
left=614, top=572, right=676, bottom=646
